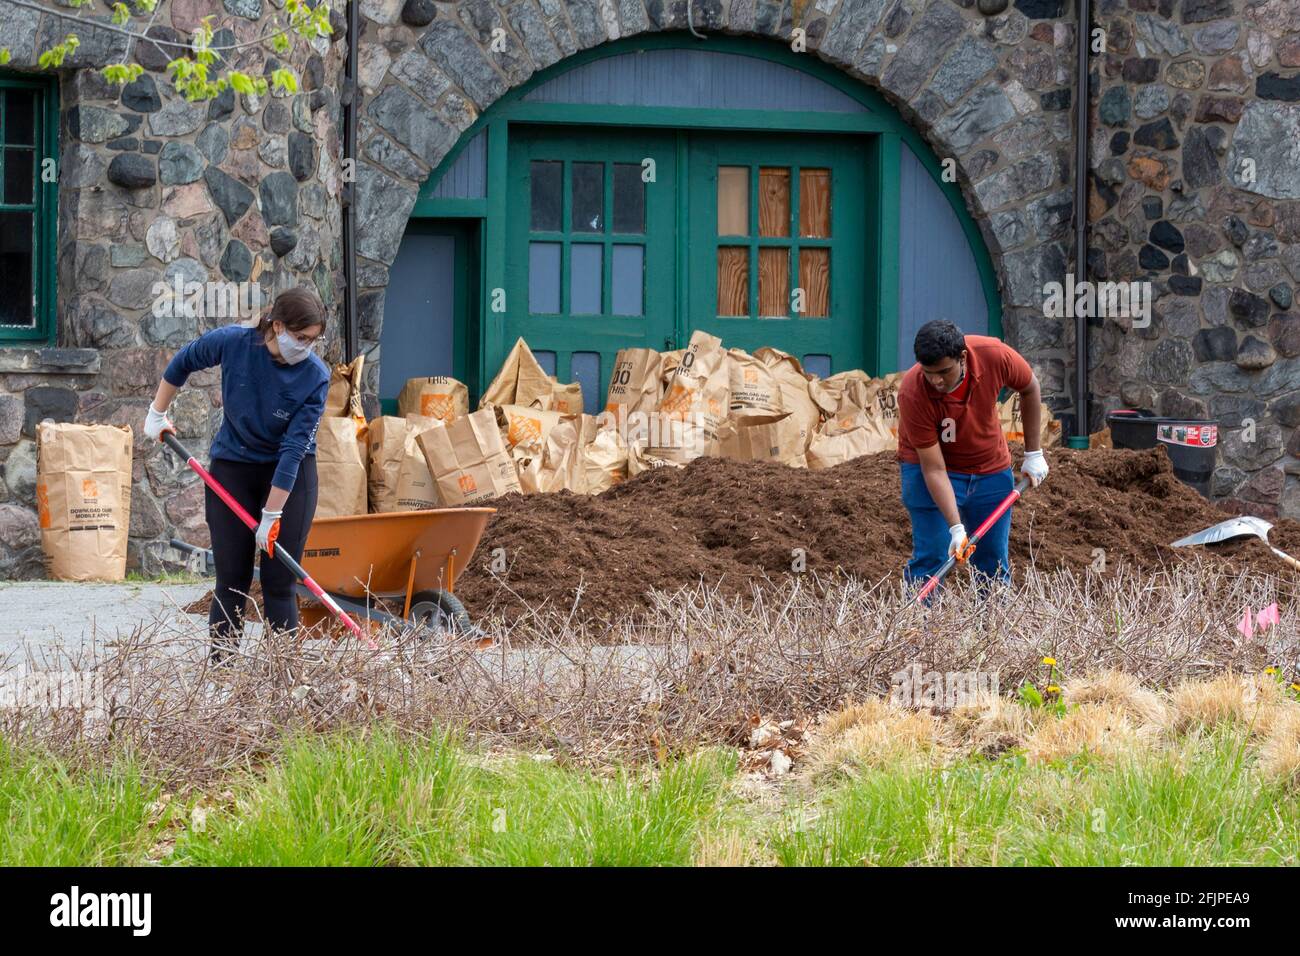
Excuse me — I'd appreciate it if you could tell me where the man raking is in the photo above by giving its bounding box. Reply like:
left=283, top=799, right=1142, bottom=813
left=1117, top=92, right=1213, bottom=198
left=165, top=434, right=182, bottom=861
left=897, top=320, right=1048, bottom=593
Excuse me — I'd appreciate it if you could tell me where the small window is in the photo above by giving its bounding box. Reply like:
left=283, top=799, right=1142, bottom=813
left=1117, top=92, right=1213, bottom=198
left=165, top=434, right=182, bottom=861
left=0, top=77, right=55, bottom=344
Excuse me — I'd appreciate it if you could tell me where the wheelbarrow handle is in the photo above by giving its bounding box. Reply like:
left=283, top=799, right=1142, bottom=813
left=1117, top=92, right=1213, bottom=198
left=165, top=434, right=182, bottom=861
left=160, top=431, right=375, bottom=648
left=915, top=476, right=1032, bottom=604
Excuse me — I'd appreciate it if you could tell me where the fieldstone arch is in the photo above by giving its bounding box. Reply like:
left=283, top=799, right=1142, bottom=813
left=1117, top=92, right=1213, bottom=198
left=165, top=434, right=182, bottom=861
left=353, top=0, right=1072, bottom=398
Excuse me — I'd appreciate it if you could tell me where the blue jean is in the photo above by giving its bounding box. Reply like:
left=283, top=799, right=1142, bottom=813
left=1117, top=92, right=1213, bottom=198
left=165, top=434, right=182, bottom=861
left=900, top=462, right=1014, bottom=589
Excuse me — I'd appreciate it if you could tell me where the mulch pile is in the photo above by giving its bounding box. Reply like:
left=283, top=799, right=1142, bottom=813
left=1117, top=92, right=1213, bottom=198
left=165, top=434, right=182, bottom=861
left=185, top=446, right=1300, bottom=627
left=454, top=445, right=1300, bottom=625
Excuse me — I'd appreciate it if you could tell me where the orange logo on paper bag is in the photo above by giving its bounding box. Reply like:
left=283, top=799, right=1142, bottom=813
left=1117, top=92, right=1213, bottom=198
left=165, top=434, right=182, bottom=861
left=507, top=414, right=542, bottom=446
left=457, top=473, right=478, bottom=495
left=421, top=393, right=455, bottom=422
left=36, top=483, right=50, bottom=529
left=743, top=368, right=758, bottom=385
left=81, top=479, right=99, bottom=499
left=660, top=384, right=694, bottom=418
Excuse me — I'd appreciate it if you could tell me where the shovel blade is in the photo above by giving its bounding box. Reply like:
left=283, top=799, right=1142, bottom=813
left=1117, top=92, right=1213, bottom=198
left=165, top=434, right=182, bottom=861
left=1171, top=515, right=1274, bottom=548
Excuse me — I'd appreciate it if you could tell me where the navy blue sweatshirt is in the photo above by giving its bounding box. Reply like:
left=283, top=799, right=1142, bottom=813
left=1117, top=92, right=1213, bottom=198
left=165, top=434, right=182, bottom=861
left=164, top=325, right=330, bottom=492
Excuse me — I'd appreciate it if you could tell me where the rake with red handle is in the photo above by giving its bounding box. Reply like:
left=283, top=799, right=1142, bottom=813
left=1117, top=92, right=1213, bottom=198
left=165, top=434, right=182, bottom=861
left=914, top=476, right=1032, bottom=604
left=161, top=430, right=375, bottom=648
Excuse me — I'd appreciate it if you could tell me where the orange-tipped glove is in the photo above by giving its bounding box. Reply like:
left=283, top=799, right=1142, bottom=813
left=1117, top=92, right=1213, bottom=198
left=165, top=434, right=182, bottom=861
left=144, top=405, right=174, bottom=441
left=256, top=509, right=282, bottom=556
left=948, top=522, right=972, bottom=562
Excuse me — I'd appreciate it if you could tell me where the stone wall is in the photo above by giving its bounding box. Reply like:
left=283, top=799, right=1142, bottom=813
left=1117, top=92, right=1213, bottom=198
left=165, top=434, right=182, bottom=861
left=1086, top=0, right=1300, bottom=520
left=0, top=0, right=346, bottom=578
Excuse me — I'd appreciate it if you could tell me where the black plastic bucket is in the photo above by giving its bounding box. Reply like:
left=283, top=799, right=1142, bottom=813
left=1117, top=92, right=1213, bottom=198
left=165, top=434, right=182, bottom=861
left=1106, top=409, right=1219, bottom=495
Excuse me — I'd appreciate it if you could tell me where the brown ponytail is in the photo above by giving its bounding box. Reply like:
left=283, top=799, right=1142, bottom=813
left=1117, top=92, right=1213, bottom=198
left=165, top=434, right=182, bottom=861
left=256, top=287, right=327, bottom=340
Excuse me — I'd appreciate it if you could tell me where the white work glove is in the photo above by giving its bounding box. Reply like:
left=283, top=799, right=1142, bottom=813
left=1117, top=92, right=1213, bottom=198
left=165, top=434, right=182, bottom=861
left=1021, top=449, right=1049, bottom=487
left=144, top=404, right=173, bottom=441
left=256, top=509, right=282, bottom=556
left=948, top=522, right=969, bottom=561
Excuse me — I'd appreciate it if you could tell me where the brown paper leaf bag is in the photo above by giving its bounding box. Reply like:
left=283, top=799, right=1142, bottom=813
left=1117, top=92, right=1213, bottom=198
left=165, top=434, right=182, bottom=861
left=479, top=337, right=554, bottom=410
left=37, top=422, right=133, bottom=582
left=605, top=348, right=662, bottom=417
left=315, top=416, right=369, bottom=517
left=727, top=348, right=785, bottom=417
left=418, top=407, right=523, bottom=505
left=396, top=376, right=470, bottom=423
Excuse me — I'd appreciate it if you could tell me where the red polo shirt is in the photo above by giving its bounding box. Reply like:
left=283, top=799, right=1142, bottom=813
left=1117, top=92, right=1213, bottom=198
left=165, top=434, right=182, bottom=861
left=896, top=335, right=1033, bottom=474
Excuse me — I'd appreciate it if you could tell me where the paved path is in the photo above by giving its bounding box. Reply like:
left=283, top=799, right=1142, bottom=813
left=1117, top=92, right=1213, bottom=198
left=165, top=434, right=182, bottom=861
left=0, top=581, right=210, bottom=660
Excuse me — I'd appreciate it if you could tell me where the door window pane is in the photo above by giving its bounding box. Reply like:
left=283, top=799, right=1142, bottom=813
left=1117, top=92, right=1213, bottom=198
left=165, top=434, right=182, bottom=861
left=571, top=162, right=604, bottom=233
left=528, top=241, right=561, bottom=314
left=570, top=351, right=602, bottom=416
left=4, top=149, right=34, bottom=205
left=799, top=168, right=831, bottom=238
left=570, top=242, right=603, bottom=314
left=758, top=247, right=789, bottom=317
left=758, top=167, right=790, bottom=238
left=4, top=90, right=35, bottom=146
left=611, top=244, right=643, bottom=316
left=534, top=350, right=557, bottom=377
left=799, top=248, right=830, bottom=317
left=612, top=163, right=645, bottom=234
left=717, top=246, right=748, bottom=316
left=803, top=354, right=832, bottom=379
left=717, top=166, right=748, bottom=236
left=0, top=211, right=34, bottom=328
left=530, top=160, right=562, bottom=231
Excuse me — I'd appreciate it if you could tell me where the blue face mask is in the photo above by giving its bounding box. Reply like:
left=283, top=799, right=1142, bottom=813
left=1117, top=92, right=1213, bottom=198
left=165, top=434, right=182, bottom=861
left=277, top=330, right=312, bottom=365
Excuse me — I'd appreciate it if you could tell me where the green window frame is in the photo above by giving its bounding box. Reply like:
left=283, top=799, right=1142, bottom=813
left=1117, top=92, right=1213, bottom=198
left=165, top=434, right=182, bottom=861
left=0, top=72, right=58, bottom=345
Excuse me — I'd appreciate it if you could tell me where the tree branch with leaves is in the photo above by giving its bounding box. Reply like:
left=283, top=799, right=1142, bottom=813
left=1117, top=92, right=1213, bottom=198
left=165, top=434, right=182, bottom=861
left=0, top=0, right=340, bottom=101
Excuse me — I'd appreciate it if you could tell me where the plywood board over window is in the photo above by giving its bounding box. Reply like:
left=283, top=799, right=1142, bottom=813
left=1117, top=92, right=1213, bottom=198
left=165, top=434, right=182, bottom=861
left=718, top=246, right=749, bottom=316
left=799, top=247, right=829, bottom=317
left=759, top=247, right=789, bottom=317
left=758, top=167, right=790, bottom=237
left=800, top=168, right=831, bottom=238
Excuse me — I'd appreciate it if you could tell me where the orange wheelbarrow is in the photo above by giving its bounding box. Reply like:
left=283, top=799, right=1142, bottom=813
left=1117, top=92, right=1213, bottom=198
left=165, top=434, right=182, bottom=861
left=171, top=506, right=494, bottom=637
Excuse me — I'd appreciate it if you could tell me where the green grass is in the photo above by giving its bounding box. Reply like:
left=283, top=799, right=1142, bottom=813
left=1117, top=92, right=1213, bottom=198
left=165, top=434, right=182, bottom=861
left=772, top=731, right=1300, bottom=867
left=0, top=739, right=168, bottom=866
left=170, top=729, right=737, bottom=866
left=2, top=726, right=1297, bottom=866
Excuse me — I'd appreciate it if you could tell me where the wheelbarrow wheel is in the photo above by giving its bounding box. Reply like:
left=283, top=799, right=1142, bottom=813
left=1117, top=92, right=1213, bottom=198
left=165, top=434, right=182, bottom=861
left=407, top=589, right=472, bottom=637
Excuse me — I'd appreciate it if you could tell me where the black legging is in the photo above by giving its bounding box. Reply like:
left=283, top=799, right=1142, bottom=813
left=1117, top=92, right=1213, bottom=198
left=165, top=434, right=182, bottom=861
left=205, top=455, right=318, bottom=658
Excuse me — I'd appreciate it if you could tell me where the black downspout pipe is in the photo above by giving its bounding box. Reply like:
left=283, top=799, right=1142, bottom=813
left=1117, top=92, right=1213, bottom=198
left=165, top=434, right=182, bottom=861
left=1071, top=0, right=1092, bottom=446
left=339, top=0, right=360, bottom=362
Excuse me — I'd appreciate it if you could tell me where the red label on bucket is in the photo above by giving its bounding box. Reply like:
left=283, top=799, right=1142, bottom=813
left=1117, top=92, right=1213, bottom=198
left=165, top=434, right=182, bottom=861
left=1156, top=423, right=1217, bottom=447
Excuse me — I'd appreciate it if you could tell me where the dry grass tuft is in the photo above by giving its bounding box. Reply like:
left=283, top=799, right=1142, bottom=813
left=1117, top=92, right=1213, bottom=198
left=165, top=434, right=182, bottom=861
left=1025, top=702, right=1148, bottom=764
left=1257, top=708, right=1300, bottom=788
left=806, top=704, right=941, bottom=780
left=1167, top=672, right=1288, bottom=736
left=1062, top=670, right=1167, bottom=728
left=943, top=692, right=1033, bottom=756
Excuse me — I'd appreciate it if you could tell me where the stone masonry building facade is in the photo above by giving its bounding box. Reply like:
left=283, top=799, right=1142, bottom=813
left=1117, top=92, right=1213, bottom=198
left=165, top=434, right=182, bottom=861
left=0, top=0, right=1297, bottom=577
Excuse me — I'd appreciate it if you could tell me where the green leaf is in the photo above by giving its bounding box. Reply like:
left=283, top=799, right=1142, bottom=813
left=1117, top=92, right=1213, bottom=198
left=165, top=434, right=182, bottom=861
left=271, top=32, right=291, bottom=55
left=0, top=49, right=10, bottom=66
left=228, top=71, right=255, bottom=95
left=111, top=3, right=131, bottom=26
left=270, top=68, right=298, bottom=94
left=1018, top=684, right=1044, bottom=708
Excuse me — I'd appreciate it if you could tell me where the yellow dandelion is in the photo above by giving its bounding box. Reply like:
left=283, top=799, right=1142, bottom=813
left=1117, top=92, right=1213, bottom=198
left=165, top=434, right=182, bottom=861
left=1291, top=684, right=1300, bottom=693
left=1047, top=685, right=1061, bottom=694
left=1042, top=657, right=1057, bottom=667
left=1265, top=667, right=1279, bottom=676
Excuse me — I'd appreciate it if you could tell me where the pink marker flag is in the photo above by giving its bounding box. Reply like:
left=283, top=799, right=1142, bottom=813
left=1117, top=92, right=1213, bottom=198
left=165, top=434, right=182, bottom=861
left=1238, top=605, right=1254, bottom=639
left=1256, top=602, right=1279, bottom=631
